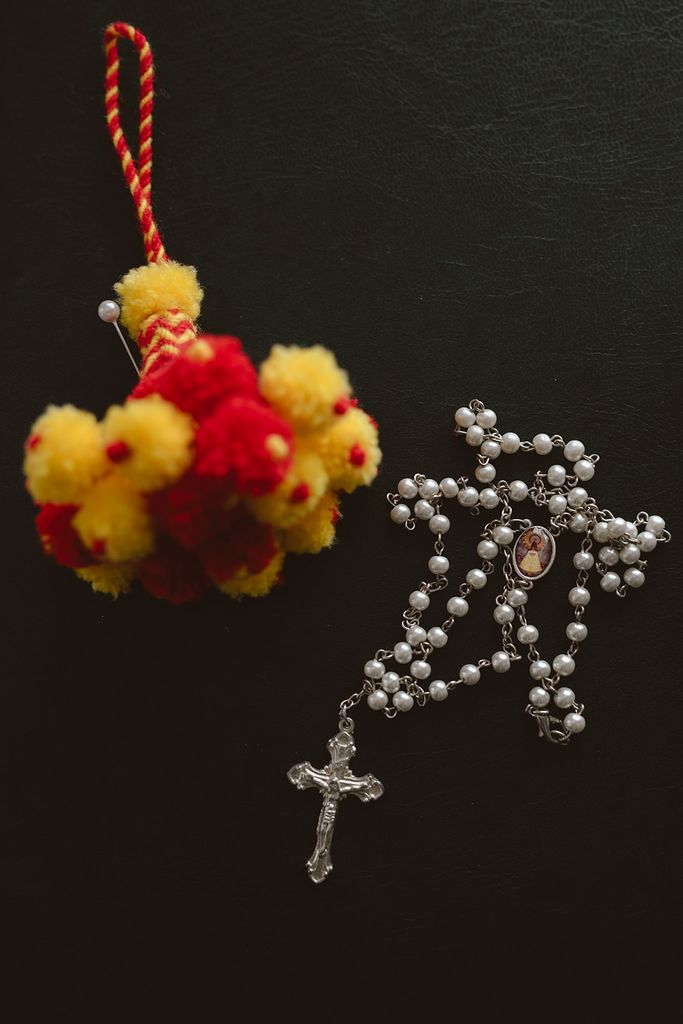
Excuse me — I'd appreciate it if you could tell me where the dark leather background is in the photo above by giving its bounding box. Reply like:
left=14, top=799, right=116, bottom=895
left=3, top=1, right=682, bottom=1018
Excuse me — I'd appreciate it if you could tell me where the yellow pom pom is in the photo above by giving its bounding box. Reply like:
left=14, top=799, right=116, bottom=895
left=259, top=345, right=350, bottom=432
left=115, top=261, right=203, bottom=338
left=73, top=473, right=154, bottom=562
left=217, top=547, right=285, bottom=598
left=76, top=561, right=137, bottom=597
left=248, top=446, right=328, bottom=528
left=24, top=404, right=107, bottom=503
left=102, top=395, right=195, bottom=492
left=314, top=407, right=382, bottom=492
left=283, top=490, right=339, bottom=554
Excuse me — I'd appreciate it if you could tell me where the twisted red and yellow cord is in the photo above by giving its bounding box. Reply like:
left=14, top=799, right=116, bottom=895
left=104, top=22, right=167, bottom=263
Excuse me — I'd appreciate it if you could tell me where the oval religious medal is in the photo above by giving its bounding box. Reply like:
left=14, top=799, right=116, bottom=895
left=513, top=525, right=556, bottom=580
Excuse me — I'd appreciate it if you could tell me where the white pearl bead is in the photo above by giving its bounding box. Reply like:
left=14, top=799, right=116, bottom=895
left=427, top=627, right=448, bottom=648
left=553, top=654, right=575, bottom=676
left=573, top=551, right=594, bottom=571
left=429, top=679, right=448, bottom=701
left=529, top=659, right=551, bottom=680
left=364, top=659, right=385, bottom=679
left=409, top=590, right=430, bottom=610
left=568, top=586, right=590, bottom=607
left=475, top=463, right=496, bottom=483
left=476, top=408, right=497, bottom=428
left=600, top=572, right=621, bottom=593
left=493, top=603, right=515, bottom=624
left=591, top=522, right=610, bottom=542
left=501, top=431, right=521, bottom=454
left=409, top=593, right=430, bottom=614
left=506, top=587, right=528, bottom=607
left=570, top=513, right=588, bottom=534
left=457, top=486, right=479, bottom=507
left=509, top=480, right=529, bottom=502
left=440, top=477, right=459, bottom=498
left=381, top=672, right=401, bottom=694
left=459, top=663, right=480, bottom=685
left=466, top=425, right=485, bottom=446
left=480, top=440, right=501, bottom=460
left=598, top=546, right=619, bottom=567
left=406, top=625, right=427, bottom=646
left=564, top=712, right=586, bottom=733
left=566, top=621, right=588, bottom=642
left=97, top=299, right=121, bottom=322
left=563, top=439, right=585, bottom=462
left=533, top=433, right=553, bottom=455
left=390, top=503, right=412, bottom=524
left=393, top=691, right=414, bottom=712
left=475, top=405, right=497, bottom=425
left=567, top=487, right=588, bottom=508
left=623, top=567, right=645, bottom=588
left=394, top=642, right=413, bottom=664
left=455, top=406, right=476, bottom=427
left=477, top=539, right=499, bottom=560
left=517, top=624, right=539, bottom=645
left=410, top=660, right=431, bottom=680
left=428, top=554, right=449, bottom=575
left=620, top=543, right=640, bottom=565
left=398, top=478, right=418, bottom=499
left=447, top=596, right=469, bottom=618
left=608, top=517, right=627, bottom=539
left=624, top=522, right=638, bottom=540
left=492, top=525, right=514, bottom=545
left=479, top=487, right=500, bottom=509
left=466, top=568, right=487, bottom=590
left=414, top=499, right=435, bottom=520
left=637, top=530, right=657, bottom=553
left=429, top=514, right=451, bottom=535
left=491, top=650, right=511, bottom=673
left=547, top=464, right=566, bottom=487
left=367, top=689, right=388, bottom=710
left=554, top=686, right=575, bottom=709
left=548, top=494, right=567, bottom=515
left=419, top=478, right=440, bottom=499
left=574, top=459, right=595, bottom=481
left=647, top=515, right=666, bottom=537
left=529, top=686, right=550, bottom=708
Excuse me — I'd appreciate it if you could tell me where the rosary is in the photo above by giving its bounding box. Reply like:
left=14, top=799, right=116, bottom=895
left=288, top=399, right=670, bottom=883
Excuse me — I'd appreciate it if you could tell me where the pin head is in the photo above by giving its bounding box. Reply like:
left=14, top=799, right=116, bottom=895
left=98, top=299, right=121, bottom=323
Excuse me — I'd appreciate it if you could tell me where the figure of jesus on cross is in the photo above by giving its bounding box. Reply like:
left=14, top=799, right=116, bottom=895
left=288, top=730, right=384, bottom=883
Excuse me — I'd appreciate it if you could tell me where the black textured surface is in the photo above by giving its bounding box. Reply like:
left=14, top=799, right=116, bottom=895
left=3, top=1, right=682, bottom=1018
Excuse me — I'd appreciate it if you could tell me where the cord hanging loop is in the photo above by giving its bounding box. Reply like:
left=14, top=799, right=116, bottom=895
left=104, top=21, right=167, bottom=263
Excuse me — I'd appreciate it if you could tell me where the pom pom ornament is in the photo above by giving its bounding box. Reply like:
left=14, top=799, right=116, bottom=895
left=23, top=22, right=380, bottom=602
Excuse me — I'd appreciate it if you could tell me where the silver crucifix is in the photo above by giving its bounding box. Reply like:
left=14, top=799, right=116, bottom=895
left=288, top=730, right=384, bottom=883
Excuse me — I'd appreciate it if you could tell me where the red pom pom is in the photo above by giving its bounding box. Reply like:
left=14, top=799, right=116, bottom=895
left=132, top=335, right=259, bottom=420
left=290, top=482, right=311, bottom=504
left=349, top=443, right=366, bottom=467
left=333, top=396, right=359, bottom=416
left=199, top=510, right=278, bottom=582
left=35, top=504, right=94, bottom=568
left=139, top=540, right=211, bottom=604
left=106, top=440, right=131, bottom=463
left=194, top=396, right=293, bottom=496
left=147, top=470, right=225, bottom=550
